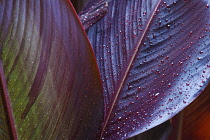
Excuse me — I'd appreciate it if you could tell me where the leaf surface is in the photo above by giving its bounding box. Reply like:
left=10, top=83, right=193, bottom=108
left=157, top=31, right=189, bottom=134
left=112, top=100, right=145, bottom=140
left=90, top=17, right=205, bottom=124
left=181, top=84, right=210, bottom=140
left=169, top=83, right=210, bottom=140
left=79, top=0, right=109, bottom=30
left=0, top=0, right=104, bottom=139
left=86, top=0, right=210, bottom=139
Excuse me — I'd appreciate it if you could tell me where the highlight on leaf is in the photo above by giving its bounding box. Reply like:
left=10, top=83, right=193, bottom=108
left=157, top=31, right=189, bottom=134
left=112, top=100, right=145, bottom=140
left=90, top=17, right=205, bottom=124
left=0, top=0, right=210, bottom=140
left=87, top=0, right=210, bottom=139
left=0, top=0, right=104, bottom=139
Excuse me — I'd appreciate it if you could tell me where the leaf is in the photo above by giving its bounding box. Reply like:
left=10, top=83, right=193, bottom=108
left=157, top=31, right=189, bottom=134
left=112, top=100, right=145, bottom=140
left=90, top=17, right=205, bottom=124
left=169, top=83, right=210, bottom=140
left=79, top=0, right=109, bottom=30
left=128, top=120, right=172, bottom=140
left=86, top=0, right=210, bottom=139
left=0, top=0, right=104, bottom=139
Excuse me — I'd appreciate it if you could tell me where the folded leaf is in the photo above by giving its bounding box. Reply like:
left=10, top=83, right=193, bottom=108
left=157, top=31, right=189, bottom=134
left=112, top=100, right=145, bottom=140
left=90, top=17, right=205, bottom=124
left=0, top=0, right=104, bottom=139
left=87, top=0, right=210, bottom=139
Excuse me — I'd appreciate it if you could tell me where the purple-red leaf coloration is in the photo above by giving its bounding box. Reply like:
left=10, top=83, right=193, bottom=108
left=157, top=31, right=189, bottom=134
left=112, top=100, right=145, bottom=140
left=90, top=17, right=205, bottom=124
left=1, top=0, right=210, bottom=139
left=0, top=0, right=104, bottom=139
left=79, top=0, right=109, bottom=30
left=87, top=0, right=210, bottom=139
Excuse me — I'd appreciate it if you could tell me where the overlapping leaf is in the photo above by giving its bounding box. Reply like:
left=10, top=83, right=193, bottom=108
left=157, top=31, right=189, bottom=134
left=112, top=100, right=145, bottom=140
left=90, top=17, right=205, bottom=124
left=0, top=0, right=104, bottom=139
left=87, top=0, right=210, bottom=139
left=169, top=83, right=210, bottom=140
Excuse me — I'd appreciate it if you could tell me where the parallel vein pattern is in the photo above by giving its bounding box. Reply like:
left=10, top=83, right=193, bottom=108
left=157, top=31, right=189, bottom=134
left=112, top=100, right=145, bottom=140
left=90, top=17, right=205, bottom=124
left=87, top=0, right=210, bottom=139
left=0, top=0, right=104, bottom=139
left=88, top=0, right=158, bottom=114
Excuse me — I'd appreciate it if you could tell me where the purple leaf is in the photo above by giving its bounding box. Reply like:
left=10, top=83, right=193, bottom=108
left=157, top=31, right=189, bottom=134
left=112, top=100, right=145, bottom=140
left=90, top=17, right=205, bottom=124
left=0, top=0, right=104, bottom=139
left=87, top=0, right=210, bottom=139
left=79, top=0, right=109, bottom=30
left=128, top=120, right=172, bottom=140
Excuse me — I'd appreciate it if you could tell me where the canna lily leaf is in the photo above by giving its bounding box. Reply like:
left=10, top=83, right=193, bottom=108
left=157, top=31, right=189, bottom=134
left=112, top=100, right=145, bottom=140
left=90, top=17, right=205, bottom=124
left=128, top=120, right=172, bottom=140
left=87, top=0, right=210, bottom=139
left=0, top=0, right=104, bottom=139
left=169, top=83, right=210, bottom=140
left=79, top=0, right=109, bottom=30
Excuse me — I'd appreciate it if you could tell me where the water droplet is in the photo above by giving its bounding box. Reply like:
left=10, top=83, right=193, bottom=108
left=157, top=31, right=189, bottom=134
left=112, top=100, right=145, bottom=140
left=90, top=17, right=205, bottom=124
left=178, top=61, right=183, bottom=65
left=169, top=98, right=173, bottom=101
left=167, top=24, right=170, bottom=29
left=128, top=85, right=132, bottom=90
left=117, top=117, right=122, bottom=121
left=130, top=102, right=134, bottom=105
left=189, top=31, right=193, bottom=35
left=155, top=93, right=160, bottom=96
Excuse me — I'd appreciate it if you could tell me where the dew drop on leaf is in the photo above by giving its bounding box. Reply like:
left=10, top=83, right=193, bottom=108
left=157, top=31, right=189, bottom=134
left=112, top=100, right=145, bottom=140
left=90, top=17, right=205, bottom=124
left=167, top=24, right=170, bottom=29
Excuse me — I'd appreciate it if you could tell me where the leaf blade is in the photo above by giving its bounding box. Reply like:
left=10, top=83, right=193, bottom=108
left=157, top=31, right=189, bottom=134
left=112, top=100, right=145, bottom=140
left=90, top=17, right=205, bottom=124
left=87, top=0, right=210, bottom=139
left=0, top=0, right=104, bottom=139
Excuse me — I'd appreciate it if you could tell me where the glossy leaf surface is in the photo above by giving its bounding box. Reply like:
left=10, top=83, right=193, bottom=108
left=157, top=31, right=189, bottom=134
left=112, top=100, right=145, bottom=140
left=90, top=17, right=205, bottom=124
left=170, top=83, right=210, bottom=140
left=0, top=0, right=104, bottom=139
left=87, top=0, right=210, bottom=139
left=79, top=0, right=109, bottom=30
left=128, top=120, right=172, bottom=140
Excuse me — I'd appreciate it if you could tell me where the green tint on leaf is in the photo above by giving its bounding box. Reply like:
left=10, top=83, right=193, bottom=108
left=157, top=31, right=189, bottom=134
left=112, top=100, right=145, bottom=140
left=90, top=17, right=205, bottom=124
left=0, top=95, right=11, bottom=139
left=0, top=0, right=104, bottom=139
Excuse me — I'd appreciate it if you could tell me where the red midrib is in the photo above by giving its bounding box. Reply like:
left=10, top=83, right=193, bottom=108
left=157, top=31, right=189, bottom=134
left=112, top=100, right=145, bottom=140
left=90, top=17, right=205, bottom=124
left=99, top=0, right=163, bottom=139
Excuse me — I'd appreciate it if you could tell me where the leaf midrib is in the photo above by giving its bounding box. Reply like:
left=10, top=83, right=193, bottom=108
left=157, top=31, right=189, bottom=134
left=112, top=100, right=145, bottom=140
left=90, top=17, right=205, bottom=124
left=100, top=0, right=162, bottom=139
